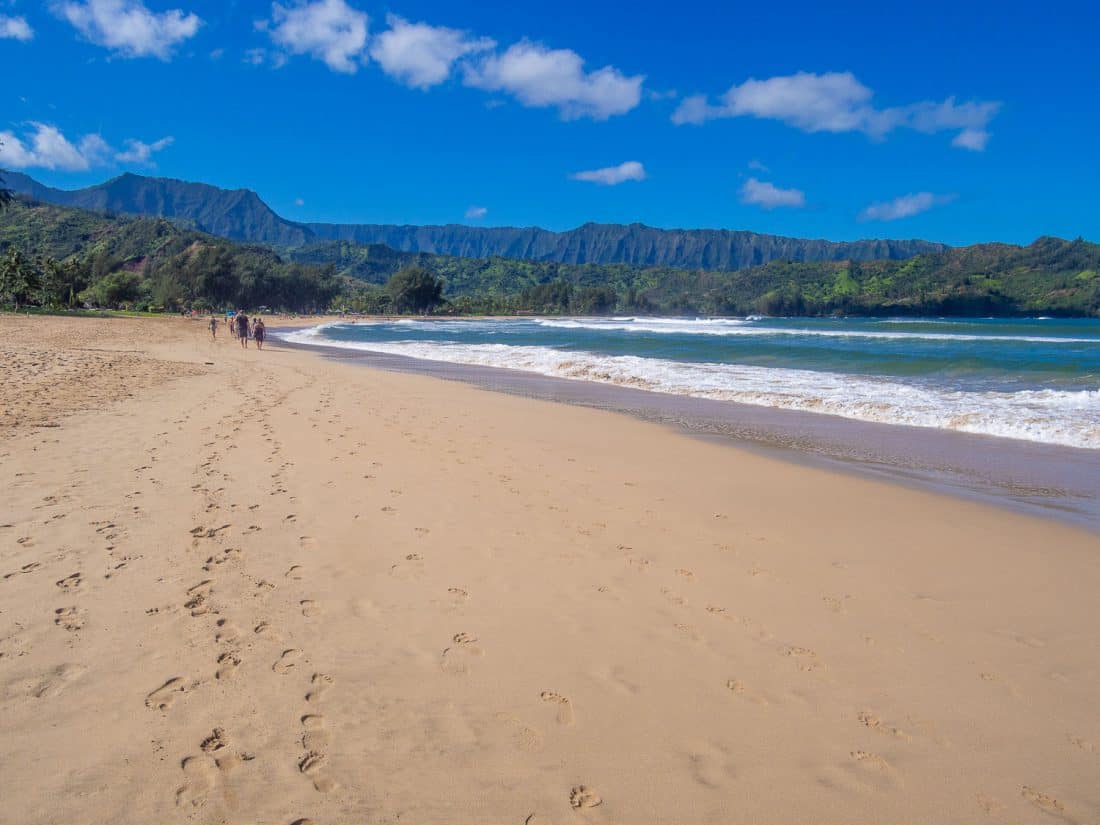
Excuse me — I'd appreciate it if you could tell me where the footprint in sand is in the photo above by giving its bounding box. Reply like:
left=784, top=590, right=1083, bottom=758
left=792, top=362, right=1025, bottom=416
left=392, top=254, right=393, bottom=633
left=569, top=786, right=602, bottom=809
left=54, top=606, right=86, bottom=632
left=3, top=561, right=41, bottom=580
left=215, top=619, right=240, bottom=643
left=305, top=672, right=334, bottom=703
left=539, top=691, right=576, bottom=726
left=301, top=714, right=331, bottom=750
left=298, top=746, right=337, bottom=793
left=185, top=580, right=215, bottom=616
left=146, top=677, right=191, bottom=711
left=175, top=755, right=217, bottom=807
left=441, top=634, right=483, bottom=675
left=674, top=623, right=703, bottom=642
left=286, top=565, right=304, bottom=580
left=202, top=548, right=242, bottom=572
left=660, top=587, right=688, bottom=607
left=846, top=751, right=899, bottom=789
left=782, top=645, right=825, bottom=673
left=447, top=587, right=469, bottom=601
left=1021, top=786, right=1070, bottom=819
left=215, top=652, right=241, bottom=680
left=55, top=572, right=82, bottom=591
left=675, top=568, right=695, bottom=581
left=857, top=711, right=912, bottom=741
left=1067, top=734, right=1095, bottom=753
left=7, top=663, right=87, bottom=699
left=177, top=730, right=254, bottom=807
left=273, top=649, right=303, bottom=675
left=299, top=599, right=321, bottom=618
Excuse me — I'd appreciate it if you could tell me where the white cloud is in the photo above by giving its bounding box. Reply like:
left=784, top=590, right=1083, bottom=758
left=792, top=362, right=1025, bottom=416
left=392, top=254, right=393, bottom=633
left=53, top=0, right=201, bottom=60
left=858, top=192, right=953, bottom=222
left=115, top=136, right=174, bottom=164
left=952, top=127, right=990, bottom=151
left=0, top=15, right=34, bottom=41
left=570, top=160, right=646, bottom=186
left=261, top=0, right=369, bottom=74
left=465, top=205, right=488, bottom=219
left=747, top=159, right=769, bottom=172
left=0, top=123, right=172, bottom=171
left=370, top=15, right=493, bottom=89
left=673, top=71, right=999, bottom=149
left=463, top=40, right=643, bottom=120
left=739, top=177, right=805, bottom=209
left=294, top=197, right=305, bottom=206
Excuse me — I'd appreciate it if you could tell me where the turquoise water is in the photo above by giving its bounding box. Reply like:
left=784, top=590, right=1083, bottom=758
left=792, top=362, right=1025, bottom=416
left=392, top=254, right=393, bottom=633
left=284, top=317, right=1100, bottom=449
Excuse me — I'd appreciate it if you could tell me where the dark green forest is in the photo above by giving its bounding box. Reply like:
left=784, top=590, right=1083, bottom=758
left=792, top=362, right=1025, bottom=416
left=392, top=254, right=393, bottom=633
left=1, top=197, right=1098, bottom=316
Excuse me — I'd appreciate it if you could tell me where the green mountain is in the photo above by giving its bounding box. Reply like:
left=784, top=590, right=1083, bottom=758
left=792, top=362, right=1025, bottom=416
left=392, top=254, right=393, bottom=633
left=4, top=170, right=946, bottom=270
left=2, top=170, right=310, bottom=247
left=2, top=195, right=1097, bottom=316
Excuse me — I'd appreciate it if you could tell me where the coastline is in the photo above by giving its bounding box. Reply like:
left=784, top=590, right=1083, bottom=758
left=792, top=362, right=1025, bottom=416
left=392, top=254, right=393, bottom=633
left=3, top=314, right=1099, bottom=825
left=271, top=326, right=1100, bottom=531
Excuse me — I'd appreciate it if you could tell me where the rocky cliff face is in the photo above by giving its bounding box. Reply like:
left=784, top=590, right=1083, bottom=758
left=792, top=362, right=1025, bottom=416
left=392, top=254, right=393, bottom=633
left=5, top=171, right=947, bottom=270
left=306, top=221, right=946, bottom=268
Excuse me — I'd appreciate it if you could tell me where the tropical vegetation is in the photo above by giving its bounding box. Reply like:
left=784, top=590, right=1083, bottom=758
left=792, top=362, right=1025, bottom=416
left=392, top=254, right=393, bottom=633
left=1, top=196, right=1097, bottom=317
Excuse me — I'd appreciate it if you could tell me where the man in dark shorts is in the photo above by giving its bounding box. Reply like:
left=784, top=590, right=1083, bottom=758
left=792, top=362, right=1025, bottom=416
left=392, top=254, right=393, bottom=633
left=253, top=318, right=266, bottom=349
left=236, top=313, right=250, bottom=348
left=209, top=316, right=218, bottom=339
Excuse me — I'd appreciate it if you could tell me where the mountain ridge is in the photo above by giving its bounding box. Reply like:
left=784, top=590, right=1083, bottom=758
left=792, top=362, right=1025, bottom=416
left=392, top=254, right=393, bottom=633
left=3, top=170, right=948, bottom=271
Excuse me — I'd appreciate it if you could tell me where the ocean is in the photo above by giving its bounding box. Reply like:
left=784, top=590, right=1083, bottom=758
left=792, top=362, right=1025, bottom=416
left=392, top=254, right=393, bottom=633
left=282, top=316, right=1100, bottom=451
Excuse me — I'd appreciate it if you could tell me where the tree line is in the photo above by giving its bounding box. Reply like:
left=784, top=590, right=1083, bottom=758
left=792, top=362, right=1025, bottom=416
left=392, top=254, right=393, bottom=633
left=2, top=191, right=1099, bottom=317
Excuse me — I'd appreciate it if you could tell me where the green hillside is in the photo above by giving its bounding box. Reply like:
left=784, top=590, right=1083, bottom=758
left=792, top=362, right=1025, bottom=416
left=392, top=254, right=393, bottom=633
left=1, top=197, right=1098, bottom=316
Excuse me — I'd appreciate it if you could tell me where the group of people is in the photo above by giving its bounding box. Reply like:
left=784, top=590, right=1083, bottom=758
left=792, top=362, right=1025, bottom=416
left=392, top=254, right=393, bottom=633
left=208, top=312, right=266, bottom=349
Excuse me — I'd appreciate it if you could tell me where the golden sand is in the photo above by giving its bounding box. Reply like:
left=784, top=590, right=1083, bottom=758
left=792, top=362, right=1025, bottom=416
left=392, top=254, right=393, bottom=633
left=1, top=314, right=1097, bottom=824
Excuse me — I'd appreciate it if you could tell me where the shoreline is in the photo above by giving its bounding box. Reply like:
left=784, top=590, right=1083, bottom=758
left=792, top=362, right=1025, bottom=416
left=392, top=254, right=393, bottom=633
left=3, top=314, right=1099, bottom=825
left=272, top=328, right=1100, bottom=532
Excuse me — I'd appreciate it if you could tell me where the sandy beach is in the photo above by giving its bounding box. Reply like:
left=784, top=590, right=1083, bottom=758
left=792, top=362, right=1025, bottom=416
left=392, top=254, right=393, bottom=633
left=1, top=313, right=1097, bottom=825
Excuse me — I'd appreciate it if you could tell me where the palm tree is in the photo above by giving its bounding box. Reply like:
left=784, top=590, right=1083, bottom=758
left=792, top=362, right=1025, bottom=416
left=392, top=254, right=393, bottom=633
left=0, top=249, right=39, bottom=309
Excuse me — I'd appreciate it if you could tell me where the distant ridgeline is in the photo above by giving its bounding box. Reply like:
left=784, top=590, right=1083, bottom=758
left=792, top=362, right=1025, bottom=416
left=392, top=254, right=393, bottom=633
left=2, top=171, right=1098, bottom=316
left=4, top=170, right=945, bottom=269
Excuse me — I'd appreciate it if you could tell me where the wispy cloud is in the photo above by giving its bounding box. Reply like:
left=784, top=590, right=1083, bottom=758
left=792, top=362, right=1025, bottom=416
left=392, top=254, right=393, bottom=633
left=259, top=0, right=369, bottom=74
left=673, top=71, right=999, bottom=150
left=370, top=15, right=493, bottom=89
left=0, top=15, right=34, bottom=41
left=858, top=192, right=954, bottom=222
left=464, top=41, right=644, bottom=120
left=465, top=205, right=488, bottom=219
left=739, top=177, right=805, bottom=209
left=115, top=136, right=174, bottom=164
left=53, top=0, right=201, bottom=60
left=951, top=128, right=990, bottom=151
left=0, top=123, right=173, bottom=171
left=294, top=197, right=305, bottom=206
left=569, top=160, right=646, bottom=185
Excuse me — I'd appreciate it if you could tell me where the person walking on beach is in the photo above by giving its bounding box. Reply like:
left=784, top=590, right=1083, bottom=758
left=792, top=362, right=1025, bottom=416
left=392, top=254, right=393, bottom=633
left=254, top=318, right=266, bottom=350
left=229, top=314, right=237, bottom=339
left=236, top=313, right=250, bottom=348
left=209, top=316, right=218, bottom=340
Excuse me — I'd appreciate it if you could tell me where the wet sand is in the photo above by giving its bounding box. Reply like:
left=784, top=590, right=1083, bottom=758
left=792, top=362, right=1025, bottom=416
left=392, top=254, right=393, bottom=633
left=273, top=330, right=1100, bottom=531
left=1, top=313, right=1098, bottom=825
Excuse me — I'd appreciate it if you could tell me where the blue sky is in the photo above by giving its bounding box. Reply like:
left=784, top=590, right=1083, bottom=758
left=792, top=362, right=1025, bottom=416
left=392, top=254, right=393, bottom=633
left=0, top=0, right=1097, bottom=245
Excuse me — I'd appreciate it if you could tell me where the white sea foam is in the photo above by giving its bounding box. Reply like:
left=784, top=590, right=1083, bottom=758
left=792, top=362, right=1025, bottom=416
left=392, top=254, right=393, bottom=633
left=534, top=317, right=1098, bottom=344
left=280, top=327, right=1100, bottom=449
